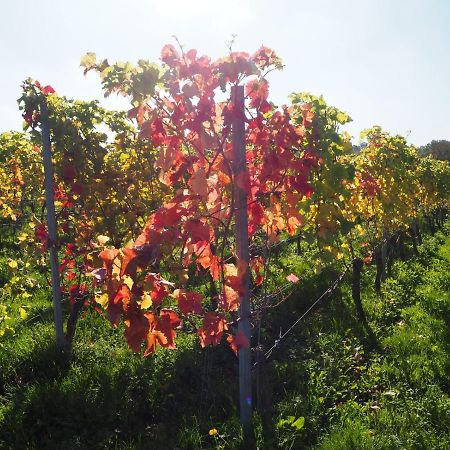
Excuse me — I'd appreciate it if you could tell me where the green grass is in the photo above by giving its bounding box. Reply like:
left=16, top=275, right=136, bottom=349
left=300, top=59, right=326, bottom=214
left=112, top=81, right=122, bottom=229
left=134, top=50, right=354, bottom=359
left=315, top=230, right=450, bottom=450
left=1, top=223, right=450, bottom=448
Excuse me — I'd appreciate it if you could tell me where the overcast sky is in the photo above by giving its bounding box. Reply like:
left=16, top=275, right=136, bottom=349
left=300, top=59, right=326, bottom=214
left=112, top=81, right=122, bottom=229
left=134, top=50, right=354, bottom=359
left=1, top=0, right=449, bottom=146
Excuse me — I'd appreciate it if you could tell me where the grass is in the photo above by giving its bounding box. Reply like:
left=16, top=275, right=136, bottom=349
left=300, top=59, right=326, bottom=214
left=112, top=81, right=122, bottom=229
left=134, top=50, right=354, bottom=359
left=0, top=223, right=449, bottom=448
left=315, top=229, right=450, bottom=450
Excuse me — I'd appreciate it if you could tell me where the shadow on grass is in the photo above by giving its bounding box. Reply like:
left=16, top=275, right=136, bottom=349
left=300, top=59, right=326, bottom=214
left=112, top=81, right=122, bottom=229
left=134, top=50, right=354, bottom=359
left=0, top=325, right=240, bottom=449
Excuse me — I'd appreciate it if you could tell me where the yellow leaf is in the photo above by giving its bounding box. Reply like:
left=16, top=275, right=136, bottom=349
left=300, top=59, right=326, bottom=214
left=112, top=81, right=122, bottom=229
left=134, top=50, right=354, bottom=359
left=8, top=259, right=18, bottom=269
left=97, top=235, right=110, bottom=245
left=355, top=224, right=365, bottom=236
left=123, top=275, right=134, bottom=290
left=19, top=307, right=27, bottom=319
left=224, top=264, right=238, bottom=277
left=95, top=293, right=109, bottom=308
left=141, top=292, right=153, bottom=309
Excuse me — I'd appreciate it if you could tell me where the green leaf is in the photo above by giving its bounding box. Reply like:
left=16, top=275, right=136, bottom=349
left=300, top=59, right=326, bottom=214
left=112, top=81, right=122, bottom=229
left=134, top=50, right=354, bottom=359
left=276, top=416, right=295, bottom=428
left=132, top=66, right=160, bottom=100
left=340, top=219, right=355, bottom=236
left=291, top=416, right=305, bottom=430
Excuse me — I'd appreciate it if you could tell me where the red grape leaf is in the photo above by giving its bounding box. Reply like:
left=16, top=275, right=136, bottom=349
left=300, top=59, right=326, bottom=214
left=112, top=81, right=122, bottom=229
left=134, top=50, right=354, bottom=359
left=173, top=289, right=204, bottom=315
left=124, top=312, right=150, bottom=352
left=227, top=330, right=250, bottom=356
left=219, top=285, right=239, bottom=312
left=197, top=312, right=228, bottom=347
left=99, top=249, right=119, bottom=276
left=190, top=167, right=208, bottom=201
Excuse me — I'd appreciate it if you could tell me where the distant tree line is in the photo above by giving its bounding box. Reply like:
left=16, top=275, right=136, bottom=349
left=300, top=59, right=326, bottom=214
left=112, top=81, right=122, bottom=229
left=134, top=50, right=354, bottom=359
left=352, top=139, right=450, bottom=162
left=419, top=140, right=450, bottom=162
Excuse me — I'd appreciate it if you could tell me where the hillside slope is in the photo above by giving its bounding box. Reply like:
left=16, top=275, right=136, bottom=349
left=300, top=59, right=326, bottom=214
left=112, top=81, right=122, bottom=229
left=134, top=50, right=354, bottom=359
left=0, top=225, right=449, bottom=449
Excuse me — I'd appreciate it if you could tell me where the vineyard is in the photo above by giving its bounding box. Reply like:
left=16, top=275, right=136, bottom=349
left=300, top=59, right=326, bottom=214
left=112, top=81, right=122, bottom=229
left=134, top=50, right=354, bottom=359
left=0, top=44, right=450, bottom=449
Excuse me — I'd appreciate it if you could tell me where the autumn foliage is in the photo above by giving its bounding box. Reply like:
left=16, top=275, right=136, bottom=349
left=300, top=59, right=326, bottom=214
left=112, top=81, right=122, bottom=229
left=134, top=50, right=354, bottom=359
left=76, top=44, right=322, bottom=356
left=5, top=43, right=449, bottom=358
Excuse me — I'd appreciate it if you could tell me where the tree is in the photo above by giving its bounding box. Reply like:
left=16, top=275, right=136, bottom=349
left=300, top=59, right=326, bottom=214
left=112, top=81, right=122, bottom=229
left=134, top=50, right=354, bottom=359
left=419, top=140, right=450, bottom=163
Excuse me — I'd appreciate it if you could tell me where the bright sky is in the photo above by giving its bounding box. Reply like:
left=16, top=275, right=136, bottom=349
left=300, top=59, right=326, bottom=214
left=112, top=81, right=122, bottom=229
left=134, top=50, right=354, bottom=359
left=1, top=0, right=449, bottom=146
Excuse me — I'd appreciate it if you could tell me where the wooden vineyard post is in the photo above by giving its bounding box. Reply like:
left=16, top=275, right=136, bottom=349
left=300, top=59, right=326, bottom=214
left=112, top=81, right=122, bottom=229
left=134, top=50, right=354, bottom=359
left=381, top=228, right=388, bottom=282
left=40, top=99, right=66, bottom=351
left=352, top=258, right=366, bottom=323
left=231, top=85, right=252, bottom=438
